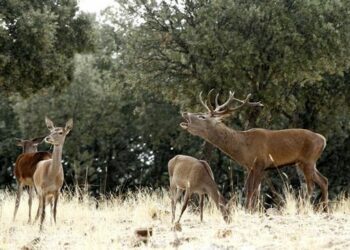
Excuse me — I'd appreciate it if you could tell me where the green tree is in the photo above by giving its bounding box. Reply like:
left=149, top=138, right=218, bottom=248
left=0, top=93, right=21, bottom=189
left=0, top=0, right=95, bottom=96
left=107, top=0, right=350, bottom=197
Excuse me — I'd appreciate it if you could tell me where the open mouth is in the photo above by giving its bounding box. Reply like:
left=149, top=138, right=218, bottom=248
left=180, top=122, right=188, bottom=129
left=180, top=113, right=190, bottom=129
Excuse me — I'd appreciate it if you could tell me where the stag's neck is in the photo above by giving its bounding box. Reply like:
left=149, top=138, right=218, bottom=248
left=206, top=124, right=248, bottom=167
left=49, top=145, right=63, bottom=177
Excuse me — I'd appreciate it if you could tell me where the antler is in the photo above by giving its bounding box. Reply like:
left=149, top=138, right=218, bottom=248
left=199, top=90, right=263, bottom=116
left=199, top=89, right=215, bottom=113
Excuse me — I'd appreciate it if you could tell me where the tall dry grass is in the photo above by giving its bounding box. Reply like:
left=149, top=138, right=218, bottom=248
left=0, top=188, right=349, bottom=249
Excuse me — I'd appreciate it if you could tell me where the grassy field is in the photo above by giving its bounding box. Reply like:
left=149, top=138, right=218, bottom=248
left=0, top=189, right=349, bottom=250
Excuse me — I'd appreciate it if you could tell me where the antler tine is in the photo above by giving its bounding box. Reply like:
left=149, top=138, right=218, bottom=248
left=214, top=91, right=236, bottom=112
left=215, top=93, right=220, bottom=108
left=231, top=93, right=264, bottom=107
left=206, top=89, right=215, bottom=112
left=212, top=92, right=263, bottom=115
left=199, top=91, right=212, bottom=113
left=226, top=93, right=264, bottom=113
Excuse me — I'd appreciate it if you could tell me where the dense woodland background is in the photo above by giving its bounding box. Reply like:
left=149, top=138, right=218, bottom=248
left=0, top=0, right=349, bottom=204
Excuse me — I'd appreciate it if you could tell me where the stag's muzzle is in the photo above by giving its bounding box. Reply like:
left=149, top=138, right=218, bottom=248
left=180, top=112, right=190, bottom=129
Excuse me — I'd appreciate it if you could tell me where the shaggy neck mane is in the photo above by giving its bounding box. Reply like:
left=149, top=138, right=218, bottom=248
left=205, top=122, right=247, bottom=166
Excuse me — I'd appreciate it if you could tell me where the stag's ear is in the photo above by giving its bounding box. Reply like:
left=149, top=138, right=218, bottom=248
left=15, top=138, right=24, bottom=147
left=65, top=118, right=73, bottom=134
left=215, top=113, right=231, bottom=121
left=45, top=117, right=55, bottom=131
left=31, top=136, right=45, bottom=145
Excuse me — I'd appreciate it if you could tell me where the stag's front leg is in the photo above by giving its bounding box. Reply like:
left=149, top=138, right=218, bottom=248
left=245, top=170, right=255, bottom=211
left=251, top=166, right=264, bottom=208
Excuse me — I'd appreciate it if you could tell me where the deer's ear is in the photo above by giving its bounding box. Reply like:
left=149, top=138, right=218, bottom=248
left=65, top=118, right=73, bottom=134
left=15, top=138, right=24, bottom=147
left=45, top=117, right=55, bottom=131
left=31, top=136, right=45, bottom=144
left=216, top=114, right=231, bottom=121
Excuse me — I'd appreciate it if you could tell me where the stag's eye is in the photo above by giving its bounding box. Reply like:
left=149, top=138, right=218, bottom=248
left=198, top=115, right=206, bottom=120
left=59, top=132, right=63, bottom=135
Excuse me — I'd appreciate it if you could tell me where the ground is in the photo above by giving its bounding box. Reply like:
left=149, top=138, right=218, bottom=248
left=0, top=190, right=349, bottom=249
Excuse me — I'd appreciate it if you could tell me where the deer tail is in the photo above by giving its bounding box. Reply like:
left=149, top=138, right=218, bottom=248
left=199, top=160, right=215, bottom=181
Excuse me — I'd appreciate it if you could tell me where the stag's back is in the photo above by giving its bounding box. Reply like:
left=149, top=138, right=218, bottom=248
left=244, top=128, right=326, bottom=167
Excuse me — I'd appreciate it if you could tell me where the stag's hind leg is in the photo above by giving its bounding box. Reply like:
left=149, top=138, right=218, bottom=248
left=299, top=162, right=316, bottom=203
left=313, top=168, right=329, bottom=212
left=245, top=170, right=255, bottom=211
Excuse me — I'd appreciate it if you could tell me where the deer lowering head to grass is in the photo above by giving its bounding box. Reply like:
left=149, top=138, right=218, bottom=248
left=168, top=155, right=230, bottom=223
left=33, top=117, right=73, bottom=230
left=13, top=136, right=51, bottom=223
left=180, top=90, right=328, bottom=211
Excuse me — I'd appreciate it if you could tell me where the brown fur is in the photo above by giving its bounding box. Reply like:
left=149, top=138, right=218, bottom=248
left=13, top=141, right=51, bottom=223
left=14, top=152, right=52, bottom=182
left=181, top=92, right=328, bottom=211
left=168, top=155, right=230, bottom=223
left=33, top=117, right=72, bottom=231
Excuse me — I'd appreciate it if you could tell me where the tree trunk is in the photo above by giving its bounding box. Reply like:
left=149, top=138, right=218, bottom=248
left=201, top=141, right=215, bottom=162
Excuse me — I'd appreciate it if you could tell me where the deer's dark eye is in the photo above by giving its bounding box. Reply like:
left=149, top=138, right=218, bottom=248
left=198, top=115, right=206, bottom=120
left=59, top=132, right=63, bottom=135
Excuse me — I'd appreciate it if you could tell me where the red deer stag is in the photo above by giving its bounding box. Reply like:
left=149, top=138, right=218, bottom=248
left=168, top=155, right=230, bottom=223
left=13, top=136, right=51, bottom=223
left=33, top=117, right=73, bottom=230
left=180, top=90, right=328, bottom=211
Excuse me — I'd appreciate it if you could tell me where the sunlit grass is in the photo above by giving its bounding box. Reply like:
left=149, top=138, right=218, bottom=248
left=0, top=188, right=349, bottom=249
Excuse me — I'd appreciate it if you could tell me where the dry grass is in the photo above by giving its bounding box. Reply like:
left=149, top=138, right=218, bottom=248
left=0, top=189, right=349, bottom=249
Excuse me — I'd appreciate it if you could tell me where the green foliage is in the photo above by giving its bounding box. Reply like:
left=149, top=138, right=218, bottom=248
left=108, top=0, right=350, bottom=197
left=0, top=93, right=20, bottom=189
left=0, top=0, right=96, bottom=96
left=115, top=0, right=350, bottom=105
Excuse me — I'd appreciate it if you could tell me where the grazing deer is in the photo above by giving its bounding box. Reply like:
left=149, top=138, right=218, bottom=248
left=33, top=117, right=73, bottom=230
left=13, top=136, right=51, bottom=223
left=180, top=90, right=328, bottom=211
left=168, top=155, right=230, bottom=223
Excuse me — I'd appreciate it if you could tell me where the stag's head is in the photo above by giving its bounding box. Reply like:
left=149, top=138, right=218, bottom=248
left=44, top=117, right=73, bottom=146
left=180, top=90, right=263, bottom=137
